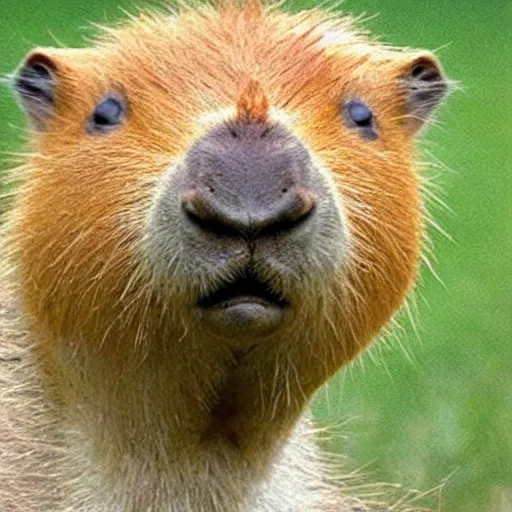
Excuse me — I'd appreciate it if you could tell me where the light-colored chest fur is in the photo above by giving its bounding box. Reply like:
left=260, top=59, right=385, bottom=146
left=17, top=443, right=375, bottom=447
left=0, top=293, right=358, bottom=512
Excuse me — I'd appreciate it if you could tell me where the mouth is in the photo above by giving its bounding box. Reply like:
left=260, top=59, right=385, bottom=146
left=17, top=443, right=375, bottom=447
left=198, top=272, right=288, bottom=309
left=196, top=271, right=288, bottom=337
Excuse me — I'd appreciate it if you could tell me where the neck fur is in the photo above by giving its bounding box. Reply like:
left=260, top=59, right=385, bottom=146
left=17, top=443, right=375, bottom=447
left=46, top=324, right=321, bottom=476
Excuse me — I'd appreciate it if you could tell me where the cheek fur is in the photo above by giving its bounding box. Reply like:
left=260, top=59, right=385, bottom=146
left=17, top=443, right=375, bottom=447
left=11, top=124, right=420, bottom=369
left=338, top=145, right=421, bottom=346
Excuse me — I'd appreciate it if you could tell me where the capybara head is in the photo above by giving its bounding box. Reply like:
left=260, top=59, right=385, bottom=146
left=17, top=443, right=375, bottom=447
left=6, top=2, right=447, bottom=398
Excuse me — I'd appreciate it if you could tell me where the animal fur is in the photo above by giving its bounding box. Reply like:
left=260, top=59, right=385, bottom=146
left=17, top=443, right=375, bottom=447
left=0, top=1, right=448, bottom=510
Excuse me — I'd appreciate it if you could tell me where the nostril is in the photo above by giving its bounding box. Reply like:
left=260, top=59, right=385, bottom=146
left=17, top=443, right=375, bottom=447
left=183, top=205, right=205, bottom=228
left=288, top=188, right=316, bottom=219
left=258, top=206, right=316, bottom=237
left=257, top=188, right=317, bottom=236
left=181, top=189, right=241, bottom=236
left=181, top=190, right=213, bottom=226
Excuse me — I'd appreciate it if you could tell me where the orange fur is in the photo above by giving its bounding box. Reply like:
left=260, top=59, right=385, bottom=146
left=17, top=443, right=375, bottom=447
left=13, top=7, right=421, bottom=358
left=1, top=2, right=447, bottom=510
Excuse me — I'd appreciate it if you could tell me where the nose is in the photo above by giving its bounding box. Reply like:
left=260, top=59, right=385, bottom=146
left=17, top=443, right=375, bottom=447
left=180, top=121, right=318, bottom=237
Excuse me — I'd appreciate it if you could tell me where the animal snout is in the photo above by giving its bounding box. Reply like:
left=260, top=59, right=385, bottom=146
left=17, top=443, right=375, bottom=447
left=181, top=185, right=316, bottom=236
left=180, top=121, right=318, bottom=238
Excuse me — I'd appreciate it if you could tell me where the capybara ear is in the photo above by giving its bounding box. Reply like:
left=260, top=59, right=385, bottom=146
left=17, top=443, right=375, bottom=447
left=400, top=52, right=449, bottom=135
left=13, top=50, right=60, bottom=130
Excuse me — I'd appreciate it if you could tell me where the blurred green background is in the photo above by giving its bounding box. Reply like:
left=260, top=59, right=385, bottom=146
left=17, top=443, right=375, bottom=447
left=0, top=1, right=510, bottom=511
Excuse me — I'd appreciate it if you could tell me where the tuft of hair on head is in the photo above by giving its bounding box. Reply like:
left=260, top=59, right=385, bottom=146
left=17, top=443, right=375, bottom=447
left=235, top=76, right=269, bottom=124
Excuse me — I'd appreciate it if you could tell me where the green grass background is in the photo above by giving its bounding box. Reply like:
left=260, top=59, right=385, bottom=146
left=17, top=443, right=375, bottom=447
left=0, top=1, right=510, bottom=511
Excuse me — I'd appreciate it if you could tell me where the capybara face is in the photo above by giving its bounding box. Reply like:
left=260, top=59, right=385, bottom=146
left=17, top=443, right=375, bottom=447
left=8, top=4, right=447, bottom=370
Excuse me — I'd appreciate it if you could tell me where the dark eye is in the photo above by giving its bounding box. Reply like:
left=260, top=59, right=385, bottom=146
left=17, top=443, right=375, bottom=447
left=347, top=101, right=373, bottom=126
left=88, top=95, right=126, bottom=133
left=344, top=100, right=377, bottom=140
